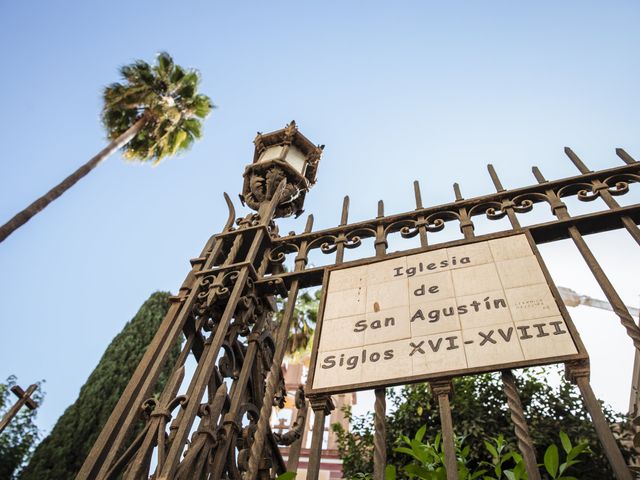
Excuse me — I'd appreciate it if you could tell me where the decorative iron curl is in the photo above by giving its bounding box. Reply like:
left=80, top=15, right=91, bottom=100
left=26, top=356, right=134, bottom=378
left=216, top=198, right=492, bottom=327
left=603, top=173, right=640, bottom=196
left=606, top=181, right=629, bottom=196
left=557, top=182, right=599, bottom=201
left=141, top=394, right=188, bottom=420
left=236, top=402, right=262, bottom=472
left=469, top=201, right=506, bottom=220
left=385, top=219, right=419, bottom=239
left=344, top=227, right=376, bottom=249
left=267, top=243, right=299, bottom=265
left=259, top=331, right=276, bottom=368
left=509, top=192, right=551, bottom=214
left=423, top=210, right=459, bottom=232
left=218, top=343, right=237, bottom=379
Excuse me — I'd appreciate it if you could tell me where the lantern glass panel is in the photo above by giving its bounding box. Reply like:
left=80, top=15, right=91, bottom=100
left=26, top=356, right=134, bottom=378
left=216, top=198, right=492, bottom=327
left=285, top=145, right=307, bottom=175
left=258, top=145, right=284, bottom=163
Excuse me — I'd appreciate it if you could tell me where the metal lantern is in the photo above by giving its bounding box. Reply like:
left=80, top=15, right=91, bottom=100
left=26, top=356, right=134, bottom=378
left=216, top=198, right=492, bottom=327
left=241, top=121, right=324, bottom=218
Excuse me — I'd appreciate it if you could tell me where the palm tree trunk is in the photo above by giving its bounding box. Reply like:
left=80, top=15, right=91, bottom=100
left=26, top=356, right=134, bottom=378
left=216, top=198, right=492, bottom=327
left=0, top=117, right=147, bottom=244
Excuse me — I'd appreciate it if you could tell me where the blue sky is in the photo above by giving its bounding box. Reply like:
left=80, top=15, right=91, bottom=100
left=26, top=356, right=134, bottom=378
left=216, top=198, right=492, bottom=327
left=1, top=1, right=639, bottom=434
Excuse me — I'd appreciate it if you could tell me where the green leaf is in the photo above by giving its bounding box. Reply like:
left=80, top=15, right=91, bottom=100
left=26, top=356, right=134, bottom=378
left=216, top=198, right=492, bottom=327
left=385, top=465, right=396, bottom=480
left=393, top=446, right=418, bottom=460
left=484, top=440, right=498, bottom=460
left=276, top=473, right=296, bottom=480
left=544, top=444, right=559, bottom=478
left=559, top=431, right=572, bottom=453
left=565, top=442, right=588, bottom=463
left=504, top=471, right=516, bottom=480
left=416, top=424, right=427, bottom=443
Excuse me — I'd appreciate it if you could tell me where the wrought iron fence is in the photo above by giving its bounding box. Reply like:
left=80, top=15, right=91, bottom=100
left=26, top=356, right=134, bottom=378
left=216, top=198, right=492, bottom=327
left=77, top=127, right=640, bottom=480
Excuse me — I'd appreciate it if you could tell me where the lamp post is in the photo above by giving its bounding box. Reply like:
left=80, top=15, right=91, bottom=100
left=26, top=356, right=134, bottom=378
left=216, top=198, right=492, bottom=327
left=240, top=120, right=323, bottom=218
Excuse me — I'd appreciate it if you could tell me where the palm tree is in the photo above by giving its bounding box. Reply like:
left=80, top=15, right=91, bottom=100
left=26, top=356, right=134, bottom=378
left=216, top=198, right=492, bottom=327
left=0, top=52, right=213, bottom=243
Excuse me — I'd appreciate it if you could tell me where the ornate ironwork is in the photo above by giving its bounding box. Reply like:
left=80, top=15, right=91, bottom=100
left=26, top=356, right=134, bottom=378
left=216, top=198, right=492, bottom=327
left=77, top=138, right=640, bottom=480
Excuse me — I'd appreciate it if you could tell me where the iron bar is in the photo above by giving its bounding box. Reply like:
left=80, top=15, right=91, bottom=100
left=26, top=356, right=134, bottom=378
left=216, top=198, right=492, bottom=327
left=79, top=194, right=237, bottom=480
left=79, top=142, right=640, bottom=479
left=245, top=279, right=302, bottom=479
left=273, top=161, right=640, bottom=248
left=564, top=148, right=640, bottom=246
left=252, top=204, right=640, bottom=295
left=413, top=180, right=429, bottom=247
left=158, top=183, right=288, bottom=479
left=487, top=165, right=540, bottom=480
left=453, top=183, right=474, bottom=241
left=373, top=199, right=387, bottom=480
left=533, top=167, right=640, bottom=352
left=501, top=371, right=541, bottom=480
left=208, top=305, right=268, bottom=477
left=244, top=210, right=315, bottom=479
left=567, top=363, right=632, bottom=480
left=335, top=196, right=350, bottom=264
left=306, top=396, right=334, bottom=480
left=616, top=148, right=637, bottom=165
left=430, top=381, right=458, bottom=480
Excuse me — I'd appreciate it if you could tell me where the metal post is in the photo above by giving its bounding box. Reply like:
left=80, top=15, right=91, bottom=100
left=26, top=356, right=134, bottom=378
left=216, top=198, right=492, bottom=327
left=430, top=381, right=458, bottom=480
left=245, top=279, right=301, bottom=479
left=372, top=200, right=387, bottom=480
left=306, top=396, right=334, bottom=480
left=373, top=388, right=386, bottom=480
left=566, top=362, right=632, bottom=480
left=501, top=371, right=541, bottom=480
left=0, top=384, right=38, bottom=434
left=486, top=165, right=541, bottom=479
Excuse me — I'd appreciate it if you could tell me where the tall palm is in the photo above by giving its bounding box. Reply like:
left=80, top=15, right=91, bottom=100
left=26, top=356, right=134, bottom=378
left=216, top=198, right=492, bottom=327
left=0, top=52, right=213, bottom=243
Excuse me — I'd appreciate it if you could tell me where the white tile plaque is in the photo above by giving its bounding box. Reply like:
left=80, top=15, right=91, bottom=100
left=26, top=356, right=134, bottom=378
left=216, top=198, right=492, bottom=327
left=309, top=233, right=585, bottom=394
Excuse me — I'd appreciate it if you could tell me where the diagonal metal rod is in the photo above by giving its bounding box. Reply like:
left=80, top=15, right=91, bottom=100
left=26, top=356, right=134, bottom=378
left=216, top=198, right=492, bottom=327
left=373, top=199, right=387, bottom=480
left=533, top=166, right=640, bottom=352
left=487, top=164, right=540, bottom=480
left=431, top=381, right=458, bottom=480
left=567, top=364, right=633, bottom=480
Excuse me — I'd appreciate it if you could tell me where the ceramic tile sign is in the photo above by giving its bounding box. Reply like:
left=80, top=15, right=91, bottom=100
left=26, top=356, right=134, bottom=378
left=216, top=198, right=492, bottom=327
left=308, top=233, right=586, bottom=394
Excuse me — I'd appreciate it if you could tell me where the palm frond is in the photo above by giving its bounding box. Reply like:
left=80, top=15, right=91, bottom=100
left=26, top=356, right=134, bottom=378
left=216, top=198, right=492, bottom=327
left=103, top=52, right=213, bottom=163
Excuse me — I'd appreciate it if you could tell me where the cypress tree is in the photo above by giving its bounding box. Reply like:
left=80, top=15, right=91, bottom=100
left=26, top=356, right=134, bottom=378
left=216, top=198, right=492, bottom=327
left=21, top=291, right=181, bottom=480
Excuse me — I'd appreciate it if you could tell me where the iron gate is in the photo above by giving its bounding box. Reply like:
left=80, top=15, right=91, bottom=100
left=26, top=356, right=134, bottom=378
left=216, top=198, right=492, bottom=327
left=77, top=122, right=640, bottom=480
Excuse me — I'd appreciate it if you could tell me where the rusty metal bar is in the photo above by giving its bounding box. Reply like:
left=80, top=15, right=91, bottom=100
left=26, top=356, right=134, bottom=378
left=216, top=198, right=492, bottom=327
left=306, top=396, right=334, bottom=480
left=335, top=196, right=350, bottom=264
left=273, top=161, right=640, bottom=248
left=79, top=194, right=238, bottom=480
left=253, top=204, right=640, bottom=294
left=158, top=184, right=288, bottom=479
left=372, top=199, right=387, bottom=480
left=430, top=381, right=458, bottom=480
left=245, top=279, right=302, bottom=479
left=453, top=183, right=474, bottom=240
left=567, top=363, right=632, bottom=480
left=564, top=147, right=592, bottom=174
left=486, top=165, right=540, bottom=480
left=564, top=148, right=640, bottom=246
left=616, top=148, right=637, bottom=165
left=501, top=371, right=541, bottom=480
left=533, top=167, right=640, bottom=352
left=414, top=180, right=429, bottom=247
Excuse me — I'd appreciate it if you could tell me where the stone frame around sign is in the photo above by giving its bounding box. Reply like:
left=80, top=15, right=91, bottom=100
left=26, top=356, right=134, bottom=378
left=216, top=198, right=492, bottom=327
left=306, top=229, right=589, bottom=396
